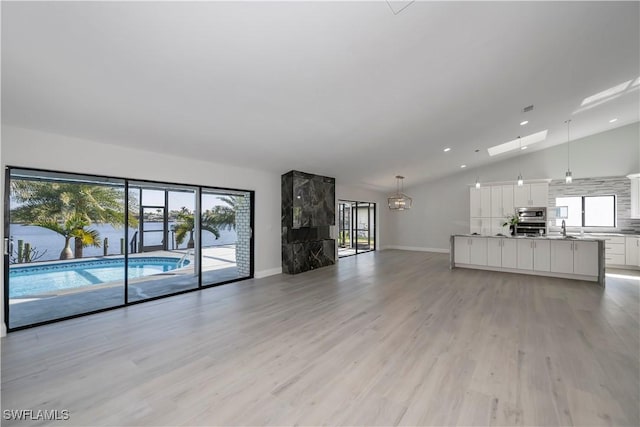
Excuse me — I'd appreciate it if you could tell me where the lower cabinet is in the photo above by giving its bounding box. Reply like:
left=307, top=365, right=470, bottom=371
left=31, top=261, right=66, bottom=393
left=487, top=238, right=502, bottom=267
left=502, top=239, right=518, bottom=268
left=550, top=240, right=574, bottom=274
left=487, top=238, right=518, bottom=268
left=574, top=241, right=599, bottom=276
left=517, top=240, right=534, bottom=270
left=550, top=240, right=599, bottom=276
left=454, top=236, right=487, bottom=266
left=626, top=237, right=640, bottom=267
left=453, top=236, right=602, bottom=284
left=533, top=240, right=551, bottom=272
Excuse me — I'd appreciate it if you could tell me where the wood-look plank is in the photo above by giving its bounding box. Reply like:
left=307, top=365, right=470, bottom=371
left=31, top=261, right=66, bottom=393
left=1, top=250, right=638, bottom=426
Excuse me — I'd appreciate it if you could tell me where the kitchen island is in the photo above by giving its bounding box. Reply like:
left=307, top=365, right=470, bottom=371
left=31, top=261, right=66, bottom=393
left=450, top=234, right=606, bottom=286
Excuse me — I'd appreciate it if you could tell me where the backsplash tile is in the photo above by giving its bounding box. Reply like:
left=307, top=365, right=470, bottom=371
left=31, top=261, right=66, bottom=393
left=548, top=176, right=640, bottom=234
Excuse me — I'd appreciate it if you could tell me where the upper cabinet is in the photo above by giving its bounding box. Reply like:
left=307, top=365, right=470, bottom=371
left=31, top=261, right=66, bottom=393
left=514, top=183, right=548, bottom=208
left=470, top=187, right=491, bottom=218
left=469, top=181, right=548, bottom=235
left=629, top=174, right=640, bottom=219
left=282, top=170, right=335, bottom=229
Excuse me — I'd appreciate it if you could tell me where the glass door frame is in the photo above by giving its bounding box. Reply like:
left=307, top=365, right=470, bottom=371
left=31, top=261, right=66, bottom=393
left=338, top=199, right=376, bottom=258
left=3, top=166, right=255, bottom=332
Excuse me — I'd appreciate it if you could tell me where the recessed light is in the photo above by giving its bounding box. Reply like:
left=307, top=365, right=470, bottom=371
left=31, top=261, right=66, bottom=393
left=520, top=120, right=529, bottom=126
left=609, top=118, right=618, bottom=123
left=460, top=164, right=467, bottom=168
left=521, top=146, right=528, bottom=150
left=443, top=147, right=451, bottom=152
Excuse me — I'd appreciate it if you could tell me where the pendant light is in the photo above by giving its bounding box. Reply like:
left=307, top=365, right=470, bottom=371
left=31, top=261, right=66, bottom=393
left=388, top=175, right=412, bottom=210
left=565, top=119, right=573, bottom=184
left=517, top=136, right=524, bottom=186
left=475, top=177, right=481, bottom=188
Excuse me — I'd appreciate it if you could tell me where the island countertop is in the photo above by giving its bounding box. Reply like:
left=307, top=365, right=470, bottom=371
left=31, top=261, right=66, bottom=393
left=452, top=233, right=607, bottom=243
left=450, top=234, right=605, bottom=286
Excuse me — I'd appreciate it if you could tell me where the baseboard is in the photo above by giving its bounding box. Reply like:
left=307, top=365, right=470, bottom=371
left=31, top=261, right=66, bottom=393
left=254, top=267, right=283, bottom=278
left=384, top=245, right=450, bottom=254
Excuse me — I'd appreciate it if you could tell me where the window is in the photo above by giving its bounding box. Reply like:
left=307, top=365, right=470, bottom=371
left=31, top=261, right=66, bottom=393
left=555, top=195, right=616, bottom=227
left=6, top=167, right=254, bottom=330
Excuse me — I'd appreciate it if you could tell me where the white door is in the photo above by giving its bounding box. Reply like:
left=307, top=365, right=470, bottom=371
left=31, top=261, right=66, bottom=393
left=491, top=186, right=503, bottom=218
left=533, top=239, right=551, bottom=272
left=574, top=241, right=599, bottom=276
left=470, top=218, right=483, bottom=235
left=487, top=238, right=502, bottom=267
left=454, top=237, right=470, bottom=264
left=517, top=239, right=534, bottom=270
left=470, top=188, right=482, bottom=218
left=502, top=185, right=515, bottom=217
left=480, top=187, right=491, bottom=219
left=514, top=184, right=530, bottom=208
left=469, top=237, right=488, bottom=266
left=550, top=240, right=574, bottom=274
left=502, top=239, right=518, bottom=268
left=626, top=237, right=640, bottom=266
left=530, top=183, right=548, bottom=207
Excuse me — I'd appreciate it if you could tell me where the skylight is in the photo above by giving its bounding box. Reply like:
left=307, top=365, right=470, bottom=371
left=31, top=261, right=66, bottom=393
left=487, top=130, right=548, bottom=157
left=580, top=80, right=631, bottom=106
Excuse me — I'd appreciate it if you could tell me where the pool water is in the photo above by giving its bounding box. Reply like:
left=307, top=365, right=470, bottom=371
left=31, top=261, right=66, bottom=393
left=9, top=257, right=190, bottom=298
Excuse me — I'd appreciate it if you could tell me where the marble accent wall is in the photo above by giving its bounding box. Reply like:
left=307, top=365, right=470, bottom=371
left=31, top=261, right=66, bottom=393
left=548, top=176, right=640, bottom=234
left=282, top=170, right=336, bottom=274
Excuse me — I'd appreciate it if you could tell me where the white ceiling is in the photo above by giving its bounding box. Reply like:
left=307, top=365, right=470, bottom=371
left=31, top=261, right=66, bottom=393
left=2, top=1, right=639, bottom=191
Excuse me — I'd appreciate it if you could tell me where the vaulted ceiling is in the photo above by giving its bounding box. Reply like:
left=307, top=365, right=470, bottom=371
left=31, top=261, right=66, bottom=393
left=3, top=1, right=639, bottom=190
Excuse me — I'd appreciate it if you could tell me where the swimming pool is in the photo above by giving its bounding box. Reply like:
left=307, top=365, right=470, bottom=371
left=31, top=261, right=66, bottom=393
left=9, top=257, right=191, bottom=298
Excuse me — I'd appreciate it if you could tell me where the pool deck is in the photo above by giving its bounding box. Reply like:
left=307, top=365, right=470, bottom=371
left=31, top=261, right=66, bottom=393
left=8, top=245, right=247, bottom=328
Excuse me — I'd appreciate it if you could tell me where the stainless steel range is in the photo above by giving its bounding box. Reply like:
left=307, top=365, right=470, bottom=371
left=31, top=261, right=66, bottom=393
left=515, top=207, right=547, bottom=236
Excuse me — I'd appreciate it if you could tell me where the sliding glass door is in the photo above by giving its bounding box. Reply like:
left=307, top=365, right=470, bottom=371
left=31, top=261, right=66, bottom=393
left=338, top=200, right=376, bottom=258
left=4, top=167, right=254, bottom=330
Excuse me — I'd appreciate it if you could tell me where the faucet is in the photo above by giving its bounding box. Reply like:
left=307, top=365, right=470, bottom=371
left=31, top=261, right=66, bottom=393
left=561, top=220, right=567, bottom=237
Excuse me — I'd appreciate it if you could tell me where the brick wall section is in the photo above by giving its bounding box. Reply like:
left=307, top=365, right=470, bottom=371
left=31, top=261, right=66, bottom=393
left=548, top=176, right=640, bottom=233
left=236, top=195, right=251, bottom=276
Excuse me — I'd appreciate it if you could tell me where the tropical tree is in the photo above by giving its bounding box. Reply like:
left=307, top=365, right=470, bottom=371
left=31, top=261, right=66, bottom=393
left=174, top=197, right=240, bottom=249
left=11, top=180, right=136, bottom=258
left=35, top=214, right=101, bottom=260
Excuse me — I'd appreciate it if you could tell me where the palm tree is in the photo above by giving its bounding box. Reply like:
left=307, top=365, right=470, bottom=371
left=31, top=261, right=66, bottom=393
left=36, top=214, right=101, bottom=260
left=174, top=197, right=240, bottom=249
left=11, top=180, right=136, bottom=258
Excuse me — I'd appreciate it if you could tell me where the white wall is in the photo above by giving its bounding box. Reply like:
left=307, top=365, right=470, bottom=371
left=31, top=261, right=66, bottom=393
left=388, top=122, right=640, bottom=251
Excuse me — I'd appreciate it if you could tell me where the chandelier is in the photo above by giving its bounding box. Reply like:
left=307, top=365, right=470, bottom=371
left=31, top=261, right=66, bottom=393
left=388, top=175, right=412, bottom=210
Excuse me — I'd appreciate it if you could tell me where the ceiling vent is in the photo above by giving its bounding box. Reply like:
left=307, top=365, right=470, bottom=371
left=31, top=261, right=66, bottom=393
left=522, top=105, right=534, bottom=113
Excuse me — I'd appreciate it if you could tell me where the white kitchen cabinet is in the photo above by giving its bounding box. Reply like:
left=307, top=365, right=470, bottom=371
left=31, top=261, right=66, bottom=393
left=517, top=239, right=533, bottom=270
left=491, top=187, right=503, bottom=218
left=513, top=183, right=548, bottom=208
left=574, top=241, right=599, bottom=276
left=469, top=237, right=488, bottom=266
left=454, top=237, right=470, bottom=264
left=530, top=183, right=549, bottom=207
left=487, top=238, right=502, bottom=267
left=533, top=239, right=551, bottom=272
left=626, top=237, right=640, bottom=266
left=629, top=175, right=640, bottom=219
left=502, top=239, right=518, bottom=268
left=470, top=187, right=491, bottom=218
left=501, top=185, right=515, bottom=217
left=550, top=240, right=574, bottom=274
left=514, top=185, right=530, bottom=208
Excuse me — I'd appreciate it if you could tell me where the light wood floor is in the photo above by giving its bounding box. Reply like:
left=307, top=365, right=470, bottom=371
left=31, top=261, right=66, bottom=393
left=2, top=250, right=639, bottom=426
